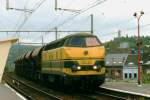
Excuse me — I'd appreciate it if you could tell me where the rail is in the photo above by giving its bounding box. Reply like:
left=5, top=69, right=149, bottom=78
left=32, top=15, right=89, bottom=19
left=5, top=73, right=147, bottom=100
left=4, top=74, right=61, bottom=100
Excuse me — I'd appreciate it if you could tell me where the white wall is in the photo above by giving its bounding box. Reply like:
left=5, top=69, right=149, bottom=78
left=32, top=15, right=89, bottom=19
left=0, top=39, right=18, bottom=83
left=123, top=67, right=138, bottom=80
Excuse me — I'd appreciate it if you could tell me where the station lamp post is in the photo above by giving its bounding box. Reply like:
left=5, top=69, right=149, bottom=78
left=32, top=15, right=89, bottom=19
left=133, top=11, right=144, bottom=85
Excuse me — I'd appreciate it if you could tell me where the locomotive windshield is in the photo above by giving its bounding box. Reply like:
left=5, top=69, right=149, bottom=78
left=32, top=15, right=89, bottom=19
left=66, top=36, right=101, bottom=47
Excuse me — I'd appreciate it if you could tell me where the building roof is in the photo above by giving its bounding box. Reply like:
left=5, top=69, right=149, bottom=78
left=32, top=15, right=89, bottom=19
left=105, top=53, right=128, bottom=67
left=124, top=54, right=138, bottom=67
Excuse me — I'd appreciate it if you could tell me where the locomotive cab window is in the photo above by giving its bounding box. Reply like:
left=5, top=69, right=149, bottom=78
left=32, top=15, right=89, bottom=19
left=66, top=36, right=101, bottom=47
left=44, top=39, right=66, bottom=50
left=85, top=37, right=100, bottom=47
left=67, top=37, right=85, bottom=47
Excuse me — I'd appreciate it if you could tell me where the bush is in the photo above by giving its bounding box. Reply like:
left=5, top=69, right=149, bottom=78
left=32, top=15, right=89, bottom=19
left=142, top=74, right=150, bottom=83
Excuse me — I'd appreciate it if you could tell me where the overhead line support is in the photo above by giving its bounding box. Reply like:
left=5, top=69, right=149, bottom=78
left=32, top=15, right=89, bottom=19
left=0, top=30, right=91, bottom=33
left=91, top=14, right=94, bottom=34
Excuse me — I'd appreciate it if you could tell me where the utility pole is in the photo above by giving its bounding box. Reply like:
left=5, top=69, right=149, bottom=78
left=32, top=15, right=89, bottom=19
left=55, top=27, right=58, bottom=40
left=6, top=0, right=9, bottom=10
left=133, top=11, right=144, bottom=86
left=91, top=14, right=94, bottom=34
left=55, top=0, right=57, bottom=11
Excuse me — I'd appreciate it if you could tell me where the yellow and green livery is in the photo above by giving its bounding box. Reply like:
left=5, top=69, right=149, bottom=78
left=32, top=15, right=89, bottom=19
left=15, top=33, right=105, bottom=88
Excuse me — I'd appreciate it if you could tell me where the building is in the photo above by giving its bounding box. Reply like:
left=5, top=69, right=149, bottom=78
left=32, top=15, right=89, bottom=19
left=105, top=54, right=138, bottom=81
left=123, top=55, right=138, bottom=80
left=119, top=42, right=129, bottom=48
left=105, top=54, right=128, bottom=80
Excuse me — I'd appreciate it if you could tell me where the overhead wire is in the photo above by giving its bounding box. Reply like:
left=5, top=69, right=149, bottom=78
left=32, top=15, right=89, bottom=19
left=33, top=0, right=74, bottom=42
left=57, top=0, right=108, bottom=35
left=53, top=0, right=107, bottom=30
left=13, top=0, right=150, bottom=43
left=61, top=15, right=90, bottom=31
left=98, top=23, right=150, bottom=39
left=15, top=0, right=107, bottom=42
left=57, top=0, right=101, bottom=31
left=16, top=0, right=47, bottom=31
left=14, top=0, right=30, bottom=30
left=45, top=0, right=107, bottom=37
left=42, top=0, right=97, bottom=39
left=44, top=0, right=75, bottom=30
left=33, top=0, right=107, bottom=41
left=96, top=10, right=150, bottom=41
left=35, top=0, right=97, bottom=41
left=21, top=0, right=32, bottom=42
left=12, top=0, right=47, bottom=39
left=99, top=25, right=150, bottom=42
left=45, top=0, right=76, bottom=39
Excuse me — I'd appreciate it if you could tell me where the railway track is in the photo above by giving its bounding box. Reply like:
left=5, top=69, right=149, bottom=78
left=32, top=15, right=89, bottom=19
left=4, top=73, right=96, bottom=100
left=5, top=72, right=148, bottom=100
left=93, top=90, right=126, bottom=100
left=4, top=74, right=61, bottom=100
left=97, top=87, right=150, bottom=100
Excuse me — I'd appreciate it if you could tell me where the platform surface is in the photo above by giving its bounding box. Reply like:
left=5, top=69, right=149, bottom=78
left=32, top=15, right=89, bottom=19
left=101, top=82, right=150, bottom=97
left=0, top=84, right=25, bottom=100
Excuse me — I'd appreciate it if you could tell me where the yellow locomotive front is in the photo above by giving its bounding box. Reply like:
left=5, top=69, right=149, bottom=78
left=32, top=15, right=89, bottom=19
left=42, top=33, right=105, bottom=87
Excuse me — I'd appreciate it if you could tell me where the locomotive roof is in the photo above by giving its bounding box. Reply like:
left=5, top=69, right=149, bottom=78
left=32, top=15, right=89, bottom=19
left=45, top=33, right=95, bottom=46
left=65, top=33, right=95, bottom=38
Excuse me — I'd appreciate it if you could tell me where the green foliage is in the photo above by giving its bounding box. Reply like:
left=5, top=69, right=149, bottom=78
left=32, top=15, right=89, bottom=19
left=104, top=36, right=150, bottom=53
left=104, top=36, right=150, bottom=48
left=142, top=74, right=150, bottom=83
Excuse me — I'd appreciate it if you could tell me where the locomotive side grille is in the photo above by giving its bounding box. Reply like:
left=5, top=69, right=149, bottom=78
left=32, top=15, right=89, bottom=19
left=80, top=65, right=93, bottom=70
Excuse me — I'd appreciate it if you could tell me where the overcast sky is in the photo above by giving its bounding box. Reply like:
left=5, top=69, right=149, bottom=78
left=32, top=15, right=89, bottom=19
left=0, top=0, right=150, bottom=43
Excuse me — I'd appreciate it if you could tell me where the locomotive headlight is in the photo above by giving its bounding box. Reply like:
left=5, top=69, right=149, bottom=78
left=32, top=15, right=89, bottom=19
left=72, top=65, right=81, bottom=71
left=77, top=66, right=81, bottom=70
left=93, top=65, right=98, bottom=70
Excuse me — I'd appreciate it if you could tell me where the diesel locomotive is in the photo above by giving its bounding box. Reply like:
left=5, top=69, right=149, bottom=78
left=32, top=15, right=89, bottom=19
left=14, top=33, right=105, bottom=88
